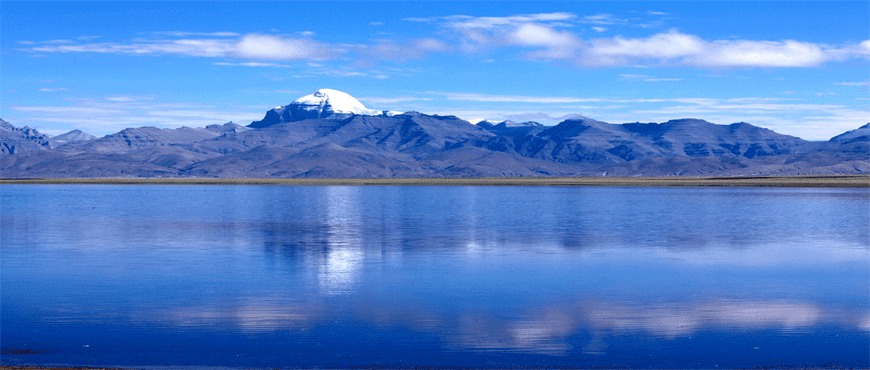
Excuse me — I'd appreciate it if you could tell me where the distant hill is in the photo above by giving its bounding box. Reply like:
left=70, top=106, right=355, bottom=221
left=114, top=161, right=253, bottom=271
left=1, top=90, right=867, bottom=178
left=51, top=129, right=96, bottom=146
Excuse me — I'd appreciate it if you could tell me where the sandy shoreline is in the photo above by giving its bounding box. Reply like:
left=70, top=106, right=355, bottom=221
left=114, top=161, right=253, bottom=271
left=0, top=175, right=868, bottom=187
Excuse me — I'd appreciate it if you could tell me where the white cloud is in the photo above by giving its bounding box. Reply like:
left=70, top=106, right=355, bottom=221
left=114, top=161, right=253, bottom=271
left=29, top=39, right=233, bottom=57
left=510, top=23, right=578, bottom=48
left=359, top=38, right=449, bottom=62
left=408, top=13, right=580, bottom=55
left=233, top=34, right=332, bottom=60
left=435, top=91, right=606, bottom=104
left=408, top=12, right=861, bottom=68
left=10, top=98, right=261, bottom=135
left=26, top=33, right=335, bottom=61
left=581, top=13, right=624, bottom=26
left=835, top=81, right=870, bottom=86
left=357, top=96, right=433, bottom=105
left=586, top=30, right=706, bottom=65
left=12, top=105, right=127, bottom=116
left=147, top=31, right=240, bottom=37
left=414, top=38, right=448, bottom=52
left=610, top=101, right=869, bottom=140
left=618, top=73, right=683, bottom=82
left=39, top=87, right=69, bottom=92
left=440, top=12, right=577, bottom=29
left=421, top=91, right=867, bottom=139
left=693, top=39, right=827, bottom=67
left=580, top=30, right=861, bottom=68
left=400, top=13, right=866, bottom=68
left=104, top=95, right=154, bottom=102
left=214, top=61, right=293, bottom=68
left=21, top=19, right=869, bottom=70
left=510, top=23, right=582, bottom=59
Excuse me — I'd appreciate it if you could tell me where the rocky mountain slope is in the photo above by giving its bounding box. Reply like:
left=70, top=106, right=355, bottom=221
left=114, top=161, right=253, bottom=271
left=1, top=90, right=867, bottom=178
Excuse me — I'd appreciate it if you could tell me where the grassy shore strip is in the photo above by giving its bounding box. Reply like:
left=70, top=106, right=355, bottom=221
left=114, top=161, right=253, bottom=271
left=0, top=175, right=868, bottom=187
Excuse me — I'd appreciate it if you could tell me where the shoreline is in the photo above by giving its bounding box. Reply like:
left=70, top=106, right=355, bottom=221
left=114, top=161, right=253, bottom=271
left=0, top=175, right=868, bottom=187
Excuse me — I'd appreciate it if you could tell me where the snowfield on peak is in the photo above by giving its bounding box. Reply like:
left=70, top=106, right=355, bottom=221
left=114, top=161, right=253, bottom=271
left=293, top=88, right=381, bottom=116
left=250, top=89, right=391, bottom=127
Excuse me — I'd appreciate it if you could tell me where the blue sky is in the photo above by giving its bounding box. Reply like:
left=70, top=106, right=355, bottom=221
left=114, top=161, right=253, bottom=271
left=1, top=1, right=868, bottom=140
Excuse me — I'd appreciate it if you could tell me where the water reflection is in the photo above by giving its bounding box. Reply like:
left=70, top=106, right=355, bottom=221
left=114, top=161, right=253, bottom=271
left=2, top=185, right=868, bottom=367
left=158, top=297, right=324, bottom=332
left=319, top=186, right=363, bottom=295
left=153, top=296, right=867, bottom=356
left=196, top=187, right=868, bottom=339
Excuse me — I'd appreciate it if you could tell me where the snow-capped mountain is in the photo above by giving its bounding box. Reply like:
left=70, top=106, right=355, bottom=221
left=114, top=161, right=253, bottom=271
left=250, top=88, right=384, bottom=128
left=1, top=89, right=868, bottom=177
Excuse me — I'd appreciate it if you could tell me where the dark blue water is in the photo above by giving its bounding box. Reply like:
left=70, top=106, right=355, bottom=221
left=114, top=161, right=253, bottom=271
left=1, top=185, right=868, bottom=368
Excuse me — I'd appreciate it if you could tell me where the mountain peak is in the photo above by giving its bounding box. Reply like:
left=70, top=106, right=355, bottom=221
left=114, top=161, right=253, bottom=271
left=290, top=88, right=382, bottom=119
left=294, top=89, right=371, bottom=113
left=250, top=88, right=382, bottom=128
left=52, top=129, right=96, bottom=146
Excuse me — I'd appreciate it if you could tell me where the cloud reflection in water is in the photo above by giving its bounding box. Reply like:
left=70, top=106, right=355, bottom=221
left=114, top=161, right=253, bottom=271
left=7, top=185, right=865, bottom=365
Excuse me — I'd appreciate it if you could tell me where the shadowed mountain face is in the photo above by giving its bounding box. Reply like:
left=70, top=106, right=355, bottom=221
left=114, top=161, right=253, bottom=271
left=830, top=123, right=870, bottom=155
left=1, top=119, right=54, bottom=154
left=1, top=91, right=867, bottom=178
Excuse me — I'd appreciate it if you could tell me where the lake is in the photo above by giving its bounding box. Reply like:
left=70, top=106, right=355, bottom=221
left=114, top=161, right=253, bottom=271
left=1, top=185, right=868, bottom=368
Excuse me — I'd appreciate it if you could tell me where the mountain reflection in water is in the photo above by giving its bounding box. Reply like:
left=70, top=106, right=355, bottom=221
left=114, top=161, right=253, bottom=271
left=1, top=185, right=867, bottom=368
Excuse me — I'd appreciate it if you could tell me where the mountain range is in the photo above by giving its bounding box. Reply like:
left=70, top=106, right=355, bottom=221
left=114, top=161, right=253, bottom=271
left=1, top=89, right=868, bottom=178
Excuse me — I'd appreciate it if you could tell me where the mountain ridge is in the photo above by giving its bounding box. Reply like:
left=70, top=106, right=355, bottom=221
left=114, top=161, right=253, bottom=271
left=1, top=90, right=867, bottom=178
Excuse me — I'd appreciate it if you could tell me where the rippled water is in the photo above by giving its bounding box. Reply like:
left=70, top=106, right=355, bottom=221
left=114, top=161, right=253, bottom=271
left=1, top=185, right=868, bottom=368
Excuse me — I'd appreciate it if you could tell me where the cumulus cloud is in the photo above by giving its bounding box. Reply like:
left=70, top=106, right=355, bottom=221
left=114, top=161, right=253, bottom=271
left=586, top=30, right=706, bottom=63
left=408, top=13, right=581, bottom=55
left=403, top=14, right=865, bottom=68
left=510, top=23, right=582, bottom=59
left=825, top=39, right=870, bottom=61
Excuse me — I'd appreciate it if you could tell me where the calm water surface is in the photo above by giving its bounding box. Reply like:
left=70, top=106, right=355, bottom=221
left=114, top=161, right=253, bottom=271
left=1, top=185, right=868, bottom=368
